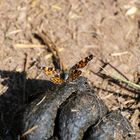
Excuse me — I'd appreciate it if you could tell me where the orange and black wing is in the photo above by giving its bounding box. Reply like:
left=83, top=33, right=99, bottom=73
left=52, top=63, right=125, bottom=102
left=50, top=76, right=65, bottom=84
left=43, top=67, right=57, bottom=76
left=67, top=69, right=82, bottom=82
left=70, top=54, right=93, bottom=70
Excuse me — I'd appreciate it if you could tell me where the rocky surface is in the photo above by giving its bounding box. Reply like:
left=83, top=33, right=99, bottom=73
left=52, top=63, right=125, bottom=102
left=15, top=77, right=135, bottom=140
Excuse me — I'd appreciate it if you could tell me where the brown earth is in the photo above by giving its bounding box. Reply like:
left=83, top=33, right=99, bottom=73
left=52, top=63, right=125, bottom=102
left=0, top=0, right=140, bottom=139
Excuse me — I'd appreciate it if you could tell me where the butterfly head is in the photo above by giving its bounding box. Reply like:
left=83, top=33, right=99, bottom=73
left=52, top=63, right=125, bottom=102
left=59, top=70, right=69, bottom=81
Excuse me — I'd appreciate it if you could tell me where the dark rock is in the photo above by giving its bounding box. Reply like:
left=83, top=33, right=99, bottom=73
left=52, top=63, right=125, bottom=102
left=85, top=110, right=136, bottom=140
left=20, top=77, right=91, bottom=140
left=16, top=77, right=135, bottom=140
left=0, top=119, right=13, bottom=140
left=48, top=136, right=58, bottom=140
left=57, top=90, right=108, bottom=140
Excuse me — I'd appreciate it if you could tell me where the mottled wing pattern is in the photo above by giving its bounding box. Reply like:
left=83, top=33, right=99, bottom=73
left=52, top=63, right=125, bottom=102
left=43, top=54, right=93, bottom=84
left=50, top=76, right=65, bottom=84
left=67, top=70, right=82, bottom=82
left=67, top=54, right=93, bottom=82
left=70, top=54, right=93, bottom=71
left=44, top=67, right=57, bottom=76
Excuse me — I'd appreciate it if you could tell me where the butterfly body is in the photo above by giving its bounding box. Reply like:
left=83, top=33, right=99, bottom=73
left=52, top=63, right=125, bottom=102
left=44, top=54, right=93, bottom=84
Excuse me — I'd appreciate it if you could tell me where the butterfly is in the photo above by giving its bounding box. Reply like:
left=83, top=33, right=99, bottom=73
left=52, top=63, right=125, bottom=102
left=43, top=54, right=93, bottom=84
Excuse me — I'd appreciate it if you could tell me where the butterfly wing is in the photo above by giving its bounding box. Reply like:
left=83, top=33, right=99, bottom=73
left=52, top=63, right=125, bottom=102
left=67, top=69, right=82, bottom=82
left=70, top=54, right=93, bottom=71
left=44, top=67, right=57, bottom=76
left=43, top=54, right=93, bottom=84
left=50, top=76, right=65, bottom=84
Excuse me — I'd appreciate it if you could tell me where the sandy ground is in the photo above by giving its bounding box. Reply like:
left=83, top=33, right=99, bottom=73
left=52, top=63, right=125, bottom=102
left=0, top=0, right=140, bottom=139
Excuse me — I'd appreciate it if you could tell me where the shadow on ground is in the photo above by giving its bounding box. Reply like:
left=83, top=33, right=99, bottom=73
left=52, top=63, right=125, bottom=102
left=0, top=70, right=54, bottom=139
